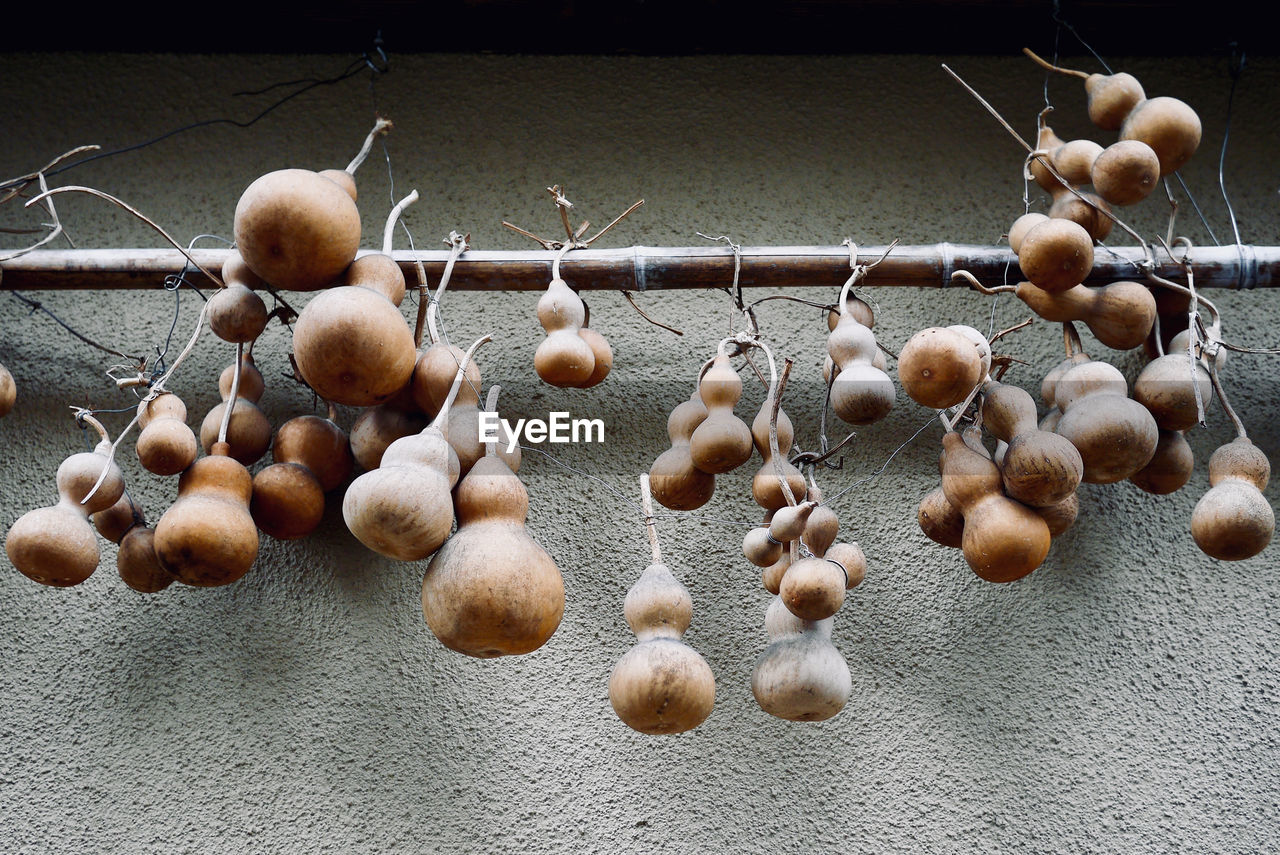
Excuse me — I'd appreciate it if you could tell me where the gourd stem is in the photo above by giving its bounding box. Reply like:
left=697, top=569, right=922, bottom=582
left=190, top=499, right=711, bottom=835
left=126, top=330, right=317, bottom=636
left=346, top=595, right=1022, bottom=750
left=72, top=409, right=110, bottom=445
left=81, top=297, right=212, bottom=505
left=345, top=116, right=393, bottom=175
left=483, top=385, right=502, bottom=457
left=382, top=190, right=418, bottom=256
left=429, top=333, right=492, bottom=432
left=1152, top=314, right=1165, bottom=357
left=218, top=342, right=243, bottom=446
left=765, top=353, right=800, bottom=509
left=1063, top=321, right=1084, bottom=358
left=1208, top=361, right=1248, bottom=439
left=413, top=259, right=431, bottom=347
left=638, top=473, right=662, bottom=565
left=1021, top=47, right=1089, bottom=79
left=952, top=269, right=1016, bottom=295
left=552, top=242, right=574, bottom=282
left=424, top=232, right=468, bottom=347
left=326, top=400, right=338, bottom=423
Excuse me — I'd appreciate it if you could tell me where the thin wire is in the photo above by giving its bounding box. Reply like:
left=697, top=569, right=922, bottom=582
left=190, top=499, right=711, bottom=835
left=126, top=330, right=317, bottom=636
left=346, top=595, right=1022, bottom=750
left=1174, top=174, right=1221, bottom=246
left=1051, top=0, right=1112, bottom=73
left=2, top=55, right=375, bottom=188
left=1219, top=46, right=1245, bottom=271
left=826, top=416, right=939, bottom=505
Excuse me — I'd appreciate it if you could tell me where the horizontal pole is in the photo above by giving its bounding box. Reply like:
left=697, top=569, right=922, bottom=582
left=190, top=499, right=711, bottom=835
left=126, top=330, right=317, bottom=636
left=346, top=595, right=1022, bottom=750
left=2, top=244, right=1277, bottom=292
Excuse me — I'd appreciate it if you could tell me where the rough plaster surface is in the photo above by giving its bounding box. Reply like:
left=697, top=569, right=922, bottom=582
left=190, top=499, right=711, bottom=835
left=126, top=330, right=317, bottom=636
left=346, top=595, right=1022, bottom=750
left=1, top=52, right=1278, bottom=854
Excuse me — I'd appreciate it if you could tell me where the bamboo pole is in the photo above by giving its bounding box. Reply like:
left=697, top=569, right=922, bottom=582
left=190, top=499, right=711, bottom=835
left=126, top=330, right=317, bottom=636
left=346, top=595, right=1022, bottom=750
left=2, top=244, right=1277, bottom=291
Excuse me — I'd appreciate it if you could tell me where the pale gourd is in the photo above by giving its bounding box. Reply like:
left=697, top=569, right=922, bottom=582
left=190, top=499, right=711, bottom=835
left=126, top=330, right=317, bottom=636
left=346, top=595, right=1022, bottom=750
left=6, top=418, right=125, bottom=587
left=752, top=596, right=851, bottom=722
left=1133, top=353, right=1212, bottom=432
left=779, top=504, right=845, bottom=621
left=1191, top=438, right=1274, bottom=561
left=749, top=399, right=806, bottom=510
left=827, top=308, right=894, bottom=425
left=136, top=392, right=198, bottom=476
left=649, top=391, right=716, bottom=511
left=608, top=475, right=714, bottom=734
left=534, top=278, right=595, bottom=387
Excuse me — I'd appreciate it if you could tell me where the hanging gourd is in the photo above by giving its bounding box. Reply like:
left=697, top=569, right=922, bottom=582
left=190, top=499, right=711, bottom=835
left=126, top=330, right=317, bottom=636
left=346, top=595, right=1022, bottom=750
left=827, top=301, right=894, bottom=426
left=688, top=350, right=753, bottom=474
left=981, top=378, right=1083, bottom=508
left=200, top=349, right=272, bottom=466
left=752, top=595, right=851, bottom=723
left=422, top=386, right=565, bottom=658
left=778, top=499, right=846, bottom=622
left=0, top=361, right=14, bottom=418
left=251, top=407, right=353, bottom=541
left=291, top=192, right=418, bottom=407
left=897, top=325, right=987, bottom=410
left=1053, top=356, right=1159, bottom=484
left=749, top=392, right=806, bottom=511
left=649, top=389, right=716, bottom=511
left=232, top=118, right=388, bottom=290
left=576, top=300, right=613, bottom=388
left=154, top=354, right=260, bottom=587
left=342, top=337, right=486, bottom=560
left=5, top=413, right=126, bottom=587
left=1191, top=437, right=1274, bottom=561
left=533, top=248, right=596, bottom=387
left=207, top=250, right=269, bottom=344
left=93, top=494, right=174, bottom=593
left=135, top=391, right=198, bottom=477
left=607, top=474, right=715, bottom=734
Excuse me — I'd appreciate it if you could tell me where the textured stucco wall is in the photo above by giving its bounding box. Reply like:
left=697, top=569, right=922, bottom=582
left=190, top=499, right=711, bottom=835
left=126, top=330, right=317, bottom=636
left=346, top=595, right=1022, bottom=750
left=1, top=52, right=1278, bottom=854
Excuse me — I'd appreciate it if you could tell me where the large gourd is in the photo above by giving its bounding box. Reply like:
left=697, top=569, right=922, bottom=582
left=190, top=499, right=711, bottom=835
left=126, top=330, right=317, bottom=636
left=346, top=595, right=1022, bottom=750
left=608, top=474, right=715, bottom=734
left=752, top=596, right=851, bottom=722
left=688, top=352, right=753, bottom=474
left=422, top=388, right=564, bottom=658
left=1191, top=437, right=1274, bottom=561
left=649, top=390, right=716, bottom=511
left=981, top=379, right=1083, bottom=508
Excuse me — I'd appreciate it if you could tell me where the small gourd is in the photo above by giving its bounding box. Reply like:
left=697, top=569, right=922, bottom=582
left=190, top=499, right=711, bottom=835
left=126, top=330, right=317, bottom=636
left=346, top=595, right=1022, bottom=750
left=649, top=390, right=716, bottom=511
left=411, top=338, right=519, bottom=476
left=779, top=503, right=846, bottom=621
left=575, top=301, right=613, bottom=388
left=291, top=194, right=418, bottom=406
left=825, top=541, right=867, bottom=589
left=897, top=326, right=985, bottom=410
left=342, top=338, right=486, bottom=560
left=981, top=379, right=1083, bottom=508
left=1091, top=140, right=1161, bottom=206
left=1133, top=353, right=1212, bottom=432
left=918, top=485, right=964, bottom=548
left=0, top=361, right=14, bottom=417
left=422, top=387, right=565, bottom=657
left=201, top=352, right=272, bottom=466
left=743, top=521, right=783, bottom=568
left=1014, top=281, right=1155, bottom=351
left=135, top=392, right=198, bottom=476
left=1054, top=358, right=1159, bottom=483
left=6, top=415, right=125, bottom=587
left=349, top=387, right=429, bottom=472
left=1120, top=96, right=1202, bottom=177
left=940, top=430, right=1051, bottom=583
left=825, top=292, right=875, bottom=331
left=1026, top=125, right=1112, bottom=241
left=608, top=474, right=715, bottom=734
left=749, top=398, right=806, bottom=510
left=93, top=495, right=173, bottom=593
left=688, top=353, right=752, bottom=474
left=1129, top=429, right=1194, bottom=495
left=534, top=277, right=595, bottom=387
left=827, top=309, right=894, bottom=425
left=252, top=412, right=353, bottom=540
left=154, top=440, right=259, bottom=587
left=1017, top=217, right=1095, bottom=294
left=208, top=251, right=268, bottom=343
left=1191, top=437, right=1274, bottom=561
left=752, top=596, right=851, bottom=722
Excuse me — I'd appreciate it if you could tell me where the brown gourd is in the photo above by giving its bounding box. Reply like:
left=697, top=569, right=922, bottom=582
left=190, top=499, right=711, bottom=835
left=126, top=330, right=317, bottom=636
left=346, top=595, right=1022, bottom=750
left=939, top=430, right=1051, bottom=583
left=232, top=120, right=386, bottom=290
left=1053, top=358, right=1159, bottom=483
left=93, top=494, right=173, bottom=593
left=291, top=194, right=418, bottom=407
left=827, top=306, right=895, bottom=425
left=575, top=301, right=613, bottom=388
left=981, top=379, right=1083, bottom=508
left=749, top=397, right=806, bottom=511
left=649, top=390, right=716, bottom=511
left=422, top=387, right=564, bottom=658
left=153, top=440, right=259, bottom=587
left=1017, top=217, right=1095, bottom=294
left=1014, top=280, right=1155, bottom=351
left=1026, top=125, right=1113, bottom=241
left=1191, top=437, right=1274, bottom=561
left=752, top=595, right=851, bottom=722
left=6, top=415, right=125, bottom=587
left=918, top=485, right=964, bottom=548
left=1129, top=428, right=1194, bottom=495
left=1133, top=352, right=1212, bottom=432
left=826, top=541, right=867, bottom=590
left=208, top=250, right=268, bottom=343
left=135, top=391, right=198, bottom=476
left=251, top=411, right=353, bottom=540
left=897, top=326, right=985, bottom=410
left=348, top=385, right=429, bottom=472
left=825, top=292, right=875, bottom=332
left=342, top=338, right=484, bottom=560
left=688, top=353, right=753, bottom=474
left=201, top=351, right=272, bottom=466
left=779, top=503, right=846, bottom=622
left=608, top=474, right=715, bottom=734
left=1091, top=140, right=1161, bottom=206
left=534, top=276, right=595, bottom=387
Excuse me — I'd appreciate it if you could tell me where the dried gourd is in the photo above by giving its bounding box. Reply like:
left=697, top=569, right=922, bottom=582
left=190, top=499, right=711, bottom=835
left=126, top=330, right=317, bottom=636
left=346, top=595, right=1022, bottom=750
left=649, top=391, right=716, bottom=511
left=252, top=412, right=353, bottom=540
left=688, top=353, right=752, bottom=474
left=1053, top=358, right=1159, bottom=483
left=136, top=391, right=198, bottom=476
left=1191, top=437, right=1274, bottom=561
left=93, top=494, right=173, bottom=593
left=1014, top=281, right=1155, bottom=351
left=752, top=596, right=851, bottom=722
left=200, top=352, right=271, bottom=466
left=981, top=379, right=1083, bottom=508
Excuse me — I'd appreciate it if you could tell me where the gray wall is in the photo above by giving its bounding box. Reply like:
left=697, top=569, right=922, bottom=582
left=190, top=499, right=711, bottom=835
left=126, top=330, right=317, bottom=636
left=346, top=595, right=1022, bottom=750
left=1, top=52, right=1278, bottom=854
